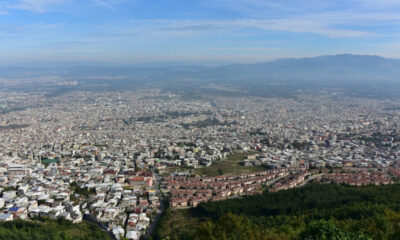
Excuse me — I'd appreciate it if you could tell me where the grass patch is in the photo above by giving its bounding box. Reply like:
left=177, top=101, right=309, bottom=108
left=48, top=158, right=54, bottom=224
left=195, top=151, right=264, bottom=177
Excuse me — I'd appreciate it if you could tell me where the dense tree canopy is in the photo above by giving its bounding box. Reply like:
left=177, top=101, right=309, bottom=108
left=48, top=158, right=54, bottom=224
left=0, top=218, right=110, bottom=240
left=154, top=184, right=400, bottom=240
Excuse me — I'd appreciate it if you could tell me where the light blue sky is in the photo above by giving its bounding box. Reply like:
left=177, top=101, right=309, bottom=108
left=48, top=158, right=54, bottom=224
left=0, top=0, right=399, bottom=64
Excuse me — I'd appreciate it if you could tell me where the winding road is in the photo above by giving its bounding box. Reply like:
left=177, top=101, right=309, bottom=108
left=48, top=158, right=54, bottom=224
left=144, top=171, right=166, bottom=239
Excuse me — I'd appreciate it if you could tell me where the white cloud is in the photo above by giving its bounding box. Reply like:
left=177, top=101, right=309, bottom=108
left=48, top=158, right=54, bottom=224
left=10, top=0, right=66, bottom=13
left=356, top=0, right=400, bottom=9
left=128, top=18, right=372, bottom=38
left=214, top=0, right=400, bottom=12
left=246, top=19, right=372, bottom=38
left=376, top=41, right=400, bottom=58
left=0, top=3, right=8, bottom=14
left=91, top=0, right=128, bottom=10
left=92, top=0, right=114, bottom=9
left=206, top=0, right=400, bottom=25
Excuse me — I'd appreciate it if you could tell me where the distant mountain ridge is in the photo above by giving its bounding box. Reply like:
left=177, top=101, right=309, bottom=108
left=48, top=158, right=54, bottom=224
left=1, top=54, right=399, bottom=98
left=1, top=54, right=399, bottom=81
left=211, top=54, right=400, bottom=82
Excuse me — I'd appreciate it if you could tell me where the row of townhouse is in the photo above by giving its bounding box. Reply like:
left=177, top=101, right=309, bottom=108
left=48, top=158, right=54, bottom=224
left=166, top=168, right=301, bottom=208
left=322, top=171, right=394, bottom=186
left=269, top=170, right=310, bottom=192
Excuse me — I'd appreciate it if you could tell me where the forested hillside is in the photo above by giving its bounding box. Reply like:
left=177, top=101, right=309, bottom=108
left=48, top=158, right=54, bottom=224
left=153, top=184, right=400, bottom=240
left=0, top=218, right=111, bottom=240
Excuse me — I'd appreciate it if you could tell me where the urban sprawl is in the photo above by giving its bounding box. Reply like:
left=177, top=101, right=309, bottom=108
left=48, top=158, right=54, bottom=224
left=0, top=90, right=399, bottom=239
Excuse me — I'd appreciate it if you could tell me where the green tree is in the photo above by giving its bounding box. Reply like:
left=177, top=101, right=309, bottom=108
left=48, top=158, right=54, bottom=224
left=194, top=213, right=262, bottom=240
left=298, top=220, right=371, bottom=240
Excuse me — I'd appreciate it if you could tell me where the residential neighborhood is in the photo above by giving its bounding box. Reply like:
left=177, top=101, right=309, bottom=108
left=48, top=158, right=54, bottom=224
left=0, top=90, right=399, bottom=239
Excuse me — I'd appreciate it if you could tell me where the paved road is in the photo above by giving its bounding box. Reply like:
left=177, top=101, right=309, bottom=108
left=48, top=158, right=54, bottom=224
left=266, top=173, right=289, bottom=186
left=83, top=214, right=116, bottom=239
left=144, top=171, right=166, bottom=239
left=297, top=173, right=324, bottom=187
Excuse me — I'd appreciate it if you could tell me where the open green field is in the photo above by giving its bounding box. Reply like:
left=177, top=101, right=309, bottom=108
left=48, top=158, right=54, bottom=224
left=195, top=151, right=265, bottom=177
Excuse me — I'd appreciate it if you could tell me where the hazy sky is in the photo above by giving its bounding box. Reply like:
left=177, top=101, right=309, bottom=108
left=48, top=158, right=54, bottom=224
left=0, top=0, right=399, bottom=64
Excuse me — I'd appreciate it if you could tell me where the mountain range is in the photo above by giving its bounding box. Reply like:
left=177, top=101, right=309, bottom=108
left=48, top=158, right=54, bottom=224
left=1, top=54, right=399, bottom=98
